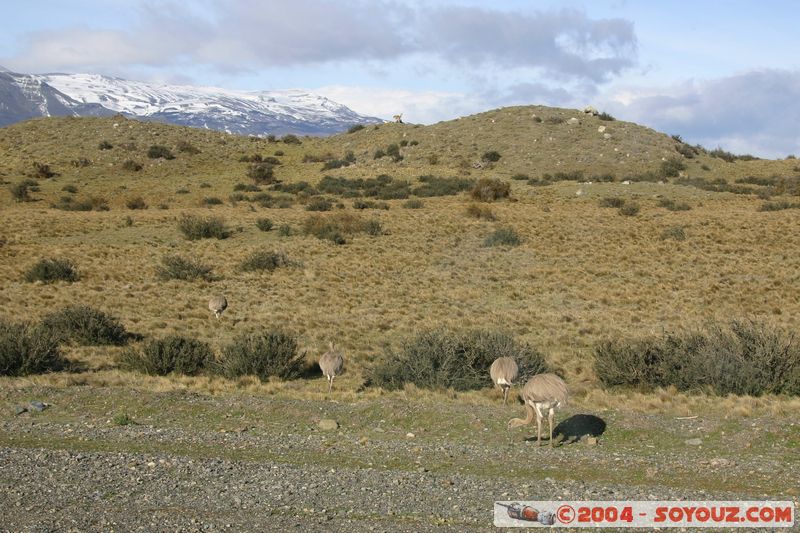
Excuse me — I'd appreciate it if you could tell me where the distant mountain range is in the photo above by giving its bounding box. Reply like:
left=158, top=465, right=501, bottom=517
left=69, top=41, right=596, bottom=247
left=0, top=67, right=382, bottom=136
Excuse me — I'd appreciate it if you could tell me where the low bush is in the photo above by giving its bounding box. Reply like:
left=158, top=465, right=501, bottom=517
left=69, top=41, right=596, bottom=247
left=368, top=330, right=549, bottom=391
left=238, top=249, right=292, bottom=273
left=599, top=197, right=625, bottom=208
left=52, top=196, right=109, bottom=211
left=247, top=162, right=275, bottom=185
left=24, top=258, right=79, bottom=283
left=465, top=204, right=496, bottom=221
left=32, top=162, right=56, bottom=179
left=470, top=178, right=511, bottom=202
left=598, top=112, right=615, bottom=121
left=218, top=330, right=306, bottom=381
left=61, top=184, right=78, bottom=193
left=121, top=159, right=143, bottom=171
left=619, top=203, right=640, bottom=216
left=119, top=335, right=213, bottom=376
left=658, top=198, right=691, bottom=211
left=660, top=157, right=686, bottom=178
left=98, top=141, right=113, bottom=150
left=9, top=182, right=32, bottom=202
left=176, top=140, right=201, bottom=155
left=484, top=227, right=521, bottom=247
left=759, top=201, right=800, bottom=212
left=177, top=214, right=230, bottom=240
left=147, top=145, right=175, bottom=160
left=303, top=212, right=376, bottom=244
left=412, top=175, right=473, bottom=197
left=256, top=218, right=273, bottom=231
left=482, top=151, right=501, bottom=162
left=41, top=305, right=127, bottom=346
left=282, top=134, right=302, bottom=145
left=305, top=197, right=333, bottom=211
left=660, top=226, right=687, bottom=241
left=71, top=158, right=91, bottom=167
left=156, top=255, right=214, bottom=281
left=126, top=196, right=147, bottom=210
left=347, top=124, right=365, bottom=134
left=594, top=321, right=800, bottom=396
left=0, top=320, right=65, bottom=376
left=234, top=183, right=260, bottom=192
left=353, top=199, right=389, bottom=210
left=202, top=197, right=224, bottom=206
left=403, top=199, right=424, bottom=209
left=511, top=173, right=530, bottom=181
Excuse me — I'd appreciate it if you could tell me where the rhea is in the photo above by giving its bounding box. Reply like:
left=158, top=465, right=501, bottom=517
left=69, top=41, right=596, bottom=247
left=490, top=357, right=519, bottom=405
left=508, top=373, right=569, bottom=447
left=319, top=341, right=344, bottom=394
left=208, top=294, right=228, bottom=319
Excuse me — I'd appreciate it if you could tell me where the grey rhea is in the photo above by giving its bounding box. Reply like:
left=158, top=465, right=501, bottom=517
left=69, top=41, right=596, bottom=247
left=208, top=295, right=228, bottom=319
left=490, top=356, right=519, bottom=405
left=319, top=341, right=344, bottom=394
left=508, top=373, right=569, bottom=447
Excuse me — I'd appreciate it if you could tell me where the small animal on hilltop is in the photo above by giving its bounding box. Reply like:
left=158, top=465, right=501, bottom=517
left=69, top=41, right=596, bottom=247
left=208, top=294, right=228, bottom=319
left=490, top=356, right=519, bottom=405
left=319, top=341, right=344, bottom=394
left=508, top=373, right=569, bottom=447
left=392, top=113, right=403, bottom=123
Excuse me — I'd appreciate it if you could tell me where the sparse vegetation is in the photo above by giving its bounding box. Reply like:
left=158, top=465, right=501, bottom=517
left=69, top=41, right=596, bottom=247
left=412, top=175, right=473, bottom=197
left=759, top=201, right=800, bottom=212
left=599, top=197, right=625, bottom=208
left=41, top=305, right=127, bottom=346
left=660, top=226, right=687, bottom=241
left=619, top=203, right=641, bottom=216
left=238, top=249, right=292, bottom=273
left=658, top=198, right=691, bottom=211
left=156, top=255, right=215, bottom=281
left=0, top=320, right=65, bottom=376
left=147, top=145, right=175, bottom=160
left=247, top=162, right=276, bottom=184
left=177, top=214, right=230, bottom=240
left=465, top=204, right=496, bottom=221
left=347, top=124, right=365, bottom=134
left=305, top=197, right=333, bottom=211
left=470, top=178, right=510, bottom=202
left=218, top=330, right=306, bottom=381
left=121, top=159, right=143, bottom=171
left=119, top=335, right=214, bottom=376
left=24, top=258, right=79, bottom=283
left=126, top=196, right=147, bottom=210
left=660, top=157, right=686, bottom=178
left=484, top=227, right=521, bottom=247
left=255, top=218, right=273, bottom=231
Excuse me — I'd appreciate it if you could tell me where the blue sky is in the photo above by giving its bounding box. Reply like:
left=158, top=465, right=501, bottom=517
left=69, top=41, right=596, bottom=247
left=1, top=0, right=798, bottom=157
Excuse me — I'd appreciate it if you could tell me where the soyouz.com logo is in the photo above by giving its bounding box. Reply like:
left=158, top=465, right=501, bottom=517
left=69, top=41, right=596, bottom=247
left=494, top=501, right=795, bottom=528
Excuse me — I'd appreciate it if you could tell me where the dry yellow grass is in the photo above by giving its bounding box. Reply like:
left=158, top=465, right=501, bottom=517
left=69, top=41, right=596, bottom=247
left=2, top=111, right=800, bottom=413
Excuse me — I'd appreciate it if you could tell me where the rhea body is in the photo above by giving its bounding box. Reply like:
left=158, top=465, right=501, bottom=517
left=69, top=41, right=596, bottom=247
left=490, top=357, right=519, bottom=405
left=319, top=341, right=344, bottom=394
left=508, top=373, right=569, bottom=447
left=208, top=295, right=228, bottom=319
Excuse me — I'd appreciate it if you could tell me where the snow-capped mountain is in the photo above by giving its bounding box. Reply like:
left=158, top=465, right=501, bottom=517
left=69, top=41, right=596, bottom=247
left=0, top=67, right=381, bottom=135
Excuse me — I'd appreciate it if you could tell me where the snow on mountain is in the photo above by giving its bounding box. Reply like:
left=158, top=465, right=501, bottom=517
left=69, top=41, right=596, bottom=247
left=38, top=73, right=381, bottom=135
left=0, top=68, right=382, bottom=135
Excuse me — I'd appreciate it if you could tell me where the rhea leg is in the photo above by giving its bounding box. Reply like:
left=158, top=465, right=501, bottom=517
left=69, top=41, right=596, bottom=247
left=502, top=386, right=509, bottom=405
left=548, top=408, right=555, bottom=447
left=328, top=376, right=334, bottom=394
left=536, top=411, right=543, bottom=446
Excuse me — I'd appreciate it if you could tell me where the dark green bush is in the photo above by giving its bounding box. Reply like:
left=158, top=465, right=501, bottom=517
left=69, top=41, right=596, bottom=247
left=386, top=143, right=403, bottom=162
left=119, top=335, right=213, bottom=376
left=373, top=148, right=386, bottom=159
left=52, top=196, right=109, bottom=211
left=247, top=162, right=275, bottom=185
left=403, top=199, right=424, bottom=209
left=0, top=320, right=65, bottom=376
left=98, top=141, right=113, bottom=150
left=412, top=175, right=473, bottom=197
left=202, top=197, right=224, bottom=206
left=484, top=227, right=521, bottom=247
left=470, top=178, right=511, bottom=202
left=598, top=112, right=615, bottom=121
left=121, top=160, right=143, bottom=171
left=256, top=218, right=273, bottom=231
left=147, top=145, right=175, bottom=160
left=24, top=258, right=79, bottom=283
left=282, top=134, right=302, bottom=145
left=347, top=124, right=365, bottom=134
left=234, top=183, right=260, bottom=192
left=594, top=321, right=800, bottom=396
left=511, top=173, right=530, bottom=181
left=62, top=184, right=78, bottom=193
left=126, top=196, right=147, bottom=210
left=599, top=197, right=625, bottom=208
left=177, top=214, right=230, bottom=240
left=9, top=182, right=32, bottom=202
left=317, top=175, right=411, bottom=200
left=238, top=249, right=292, bottom=273
left=619, top=203, right=640, bottom=216
left=368, top=330, right=549, bottom=391
left=218, top=330, right=306, bottom=381
left=660, top=157, right=686, bottom=178
left=156, top=255, right=214, bottom=281
left=353, top=199, right=389, bottom=210
left=759, top=201, right=800, bottom=212
left=41, top=305, right=127, bottom=346
left=305, top=197, right=333, bottom=211
left=482, top=151, right=501, bottom=162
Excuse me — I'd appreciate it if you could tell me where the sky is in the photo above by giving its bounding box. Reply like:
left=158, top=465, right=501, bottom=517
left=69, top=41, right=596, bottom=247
left=1, top=0, right=798, bottom=158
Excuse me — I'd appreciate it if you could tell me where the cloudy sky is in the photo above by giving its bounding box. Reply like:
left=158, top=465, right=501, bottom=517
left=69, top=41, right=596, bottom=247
left=1, top=0, right=798, bottom=158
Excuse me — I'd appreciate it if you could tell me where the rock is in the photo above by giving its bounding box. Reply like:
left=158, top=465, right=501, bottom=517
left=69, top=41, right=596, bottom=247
left=14, top=406, right=27, bottom=416
left=685, top=438, right=703, bottom=446
left=583, top=105, right=598, bottom=115
left=406, top=432, right=415, bottom=438
left=597, top=125, right=606, bottom=133
left=28, top=400, right=46, bottom=412
left=317, top=419, right=339, bottom=431
left=603, top=133, right=612, bottom=140
left=566, top=117, right=580, bottom=125
left=586, top=437, right=598, bottom=446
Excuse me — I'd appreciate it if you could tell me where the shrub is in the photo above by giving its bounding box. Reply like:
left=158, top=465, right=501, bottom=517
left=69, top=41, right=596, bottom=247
left=156, top=255, right=214, bottom=281
left=62, top=184, right=78, bottom=194
left=176, top=140, right=201, bottom=154
left=353, top=199, right=389, bottom=210
left=119, top=335, right=213, bottom=376
left=52, top=196, right=109, bottom=211
left=218, top=330, right=306, bottom=381
left=302, top=153, right=333, bottom=163
left=598, top=112, right=615, bottom=121
left=71, top=158, right=91, bottom=167
left=427, top=154, right=439, bottom=165
left=465, top=204, right=496, bottom=221
left=385, top=143, right=402, bottom=162
left=282, top=134, right=302, bottom=145
left=0, top=320, right=65, bottom=376
left=482, top=150, right=501, bottom=162
left=271, top=181, right=317, bottom=196
left=277, top=224, right=292, bottom=236
left=759, top=201, right=800, bottom=212
left=234, top=183, right=260, bottom=192
left=32, top=162, right=56, bottom=179
left=544, top=116, right=564, bottom=124
left=373, top=148, right=386, bottom=159
left=305, top=197, right=333, bottom=211
left=364, top=219, right=383, bottom=236
left=317, top=175, right=411, bottom=199
left=238, top=249, right=292, bottom=273
left=399, top=139, right=408, bottom=147
left=347, top=124, right=365, bottom=133
left=98, top=141, right=113, bottom=150
left=484, top=227, right=521, bottom=247
left=660, top=226, right=686, bottom=241
left=675, top=143, right=697, bottom=159
left=24, top=258, right=78, bottom=283
left=274, top=150, right=284, bottom=156
left=658, top=198, right=691, bottom=211
left=599, top=197, right=625, bottom=208
left=9, top=182, right=31, bottom=202
left=403, top=199, right=424, bottom=209
left=368, top=330, right=549, bottom=391
left=303, top=212, right=373, bottom=244
left=470, top=178, right=511, bottom=202
left=177, top=214, right=230, bottom=240
left=592, top=173, right=615, bottom=183
left=202, top=197, right=224, bottom=206
left=511, top=173, right=530, bottom=181
left=240, top=154, right=263, bottom=163
left=256, top=218, right=273, bottom=231
left=247, top=162, right=275, bottom=184
left=126, top=196, right=147, bottom=210
left=413, top=175, right=473, bottom=197
left=121, top=160, right=143, bottom=171
left=41, top=305, right=127, bottom=346
left=147, top=145, right=175, bottom=160
left=594, top=321, right=800, bottom=396
left=660, top=157, right=686, bottom=178
left=176, top=188, right=190, bottom=194
left=619, top=203, right=640, bottom=216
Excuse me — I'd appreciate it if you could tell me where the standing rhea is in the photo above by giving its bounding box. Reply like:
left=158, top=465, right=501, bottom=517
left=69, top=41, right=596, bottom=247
left=490, top=356, right=519, bottom=405
left=208, top=294, right=228, bottom=319
left=508, top=373, right=569, bottom=447
left=319, top=341, right=344, bottom=394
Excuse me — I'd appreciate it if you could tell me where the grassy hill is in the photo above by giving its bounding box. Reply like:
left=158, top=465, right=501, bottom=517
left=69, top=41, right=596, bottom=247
left=1, top=106, right=800, bottom=408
